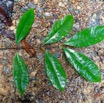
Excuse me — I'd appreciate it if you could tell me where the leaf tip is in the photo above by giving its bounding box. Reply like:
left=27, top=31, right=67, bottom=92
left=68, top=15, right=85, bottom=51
left=28, top=8, right=34, bottom=12
left=96, top=76, right=102, bottom=82
left=59, top=88, right=65, bottom=92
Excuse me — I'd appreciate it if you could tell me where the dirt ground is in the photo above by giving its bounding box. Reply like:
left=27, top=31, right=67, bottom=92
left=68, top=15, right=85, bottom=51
left=0, top=0, right=104, bottom=103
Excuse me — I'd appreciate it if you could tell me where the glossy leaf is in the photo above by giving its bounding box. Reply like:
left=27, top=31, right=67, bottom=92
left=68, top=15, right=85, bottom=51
left=64, top=48, right=101, bottom=82
left=13, top=54, right=29, bottom=95
left=45, top=51, right=66, bottom=91
left=44, top=15, right=74, bottom=44
left=64, top=26, right=104, bottom=47
left=15, top=8, right=34, bottom=44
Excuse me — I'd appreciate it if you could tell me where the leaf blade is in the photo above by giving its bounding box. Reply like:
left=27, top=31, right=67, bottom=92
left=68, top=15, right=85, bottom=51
left=16, top=8, right=34, bottom=44
left=64, top=48, right=101, bottom=82
left=44, top=15, right=74, bottom=44
left=13, top=54, right=29, bottom=95
left=64, top=26, right=104, bottom=47
left=45, top=52, right=66, bottom=91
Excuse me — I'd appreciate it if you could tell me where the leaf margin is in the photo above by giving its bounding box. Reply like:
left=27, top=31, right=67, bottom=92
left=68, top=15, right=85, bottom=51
left=64, top=25, right=104, bottom=47
left=64, top=48, right=101, bottom=82
left=15, top=8, right=34, bottom=44
left=44, top=51, right=67, bottom=91
left=13, top=53, right=29, bottom=95
left=44, top=15, right=74, bottom=45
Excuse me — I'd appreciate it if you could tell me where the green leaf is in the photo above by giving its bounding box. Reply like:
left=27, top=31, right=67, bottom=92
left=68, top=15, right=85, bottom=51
left=44, top=15, right=74, bottom=44
left=15, top=8, right=34, bottom=44
left=13, top=54, right=29, bottom=95
left=45, top=51, right=66, bottom=91
left=64, top=26, right=104, bottom=47
left=64, top=48, right=101, bottom=82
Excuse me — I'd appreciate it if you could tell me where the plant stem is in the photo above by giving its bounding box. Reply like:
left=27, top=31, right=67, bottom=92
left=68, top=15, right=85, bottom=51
left=41, top=47, right=46, bottom=53
left=0, top=47, right=34, bottom=50
left=59, top=44, right=64, bottom=50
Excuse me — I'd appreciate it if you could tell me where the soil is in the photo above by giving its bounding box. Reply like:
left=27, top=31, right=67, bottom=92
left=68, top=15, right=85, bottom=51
left=0, top=0, right=104, bottom=103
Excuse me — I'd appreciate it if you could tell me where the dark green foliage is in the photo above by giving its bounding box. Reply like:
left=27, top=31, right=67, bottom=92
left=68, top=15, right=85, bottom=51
left=13, top=54, right=29, bottom=95
left=15, top=8, right=34, bottom=44
left=44, top=15, right=74, bottom=44
left=45, top=51, right=66, bottom=91
left=13, top=9, right=103, bottom=94
left=64, top=48, right=101, bottom=82
left=64, top=26, right=104, bottom=47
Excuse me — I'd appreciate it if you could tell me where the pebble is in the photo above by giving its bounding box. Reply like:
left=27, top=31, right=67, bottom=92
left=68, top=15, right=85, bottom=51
left=101, top=64, right=104, bottom=69
left=3, top=66, right=10, bottom=74
left=53, top=52, right=61, bottom=58
left=75, top=9, right=80, bottom=14
left=5, top=40, right=12, bottom=47
left=28, top=2, right=36, bottom=8
left=98, top=49, right=104, bottom=55
left=68, top=7, right=74, bottom=14
left=88, top=12, right=101, bottom=27
left=37, top=53, right=43, bottom=60
left=38, top=7, right=43, bottom=13
left=30, top=71, right=37, bottom=77
left=34, top=0, right=38, bottom=4
left=18, top=1, right=23, bottom=7
left=36, top=39, right=41, bottom=44
left=76, top=6, right=81, bottom=9
left=9, top=26, right=16, bottom=31
left=32, top=23, right=39, bottom=28
left=58, top=2, right=65, bottom=7
left=21, top=2, right=36, bottom=12
left=73, top=20, right=81, bottom=31
left=44, top=12, right=52, bottom=17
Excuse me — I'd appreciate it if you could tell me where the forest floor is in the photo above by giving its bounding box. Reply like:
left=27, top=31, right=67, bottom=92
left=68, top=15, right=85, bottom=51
left=0, top=0, right=104, bottom=103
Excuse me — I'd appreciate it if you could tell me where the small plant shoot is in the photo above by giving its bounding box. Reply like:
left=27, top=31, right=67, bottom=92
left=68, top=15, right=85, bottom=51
left=2, top=8, right=103, bottom=95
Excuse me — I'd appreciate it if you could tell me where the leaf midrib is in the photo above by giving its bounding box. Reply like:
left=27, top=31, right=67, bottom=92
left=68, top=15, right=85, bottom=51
left=54, top=17, right=72, bottom=34
left=17, top=56, right=23, bottom=92
left=66, top=33, right=104, bottom=46
left=17, top=11, right=31, bottom=41
left=47, top=16, right=72, bottom=40
left=67, top=27, right=104, bottom=44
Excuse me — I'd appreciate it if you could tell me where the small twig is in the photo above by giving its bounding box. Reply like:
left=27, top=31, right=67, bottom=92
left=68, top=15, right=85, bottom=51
left=41, top=47, right=46, bottom=53
left=0, top=47, right=34, bottom=50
